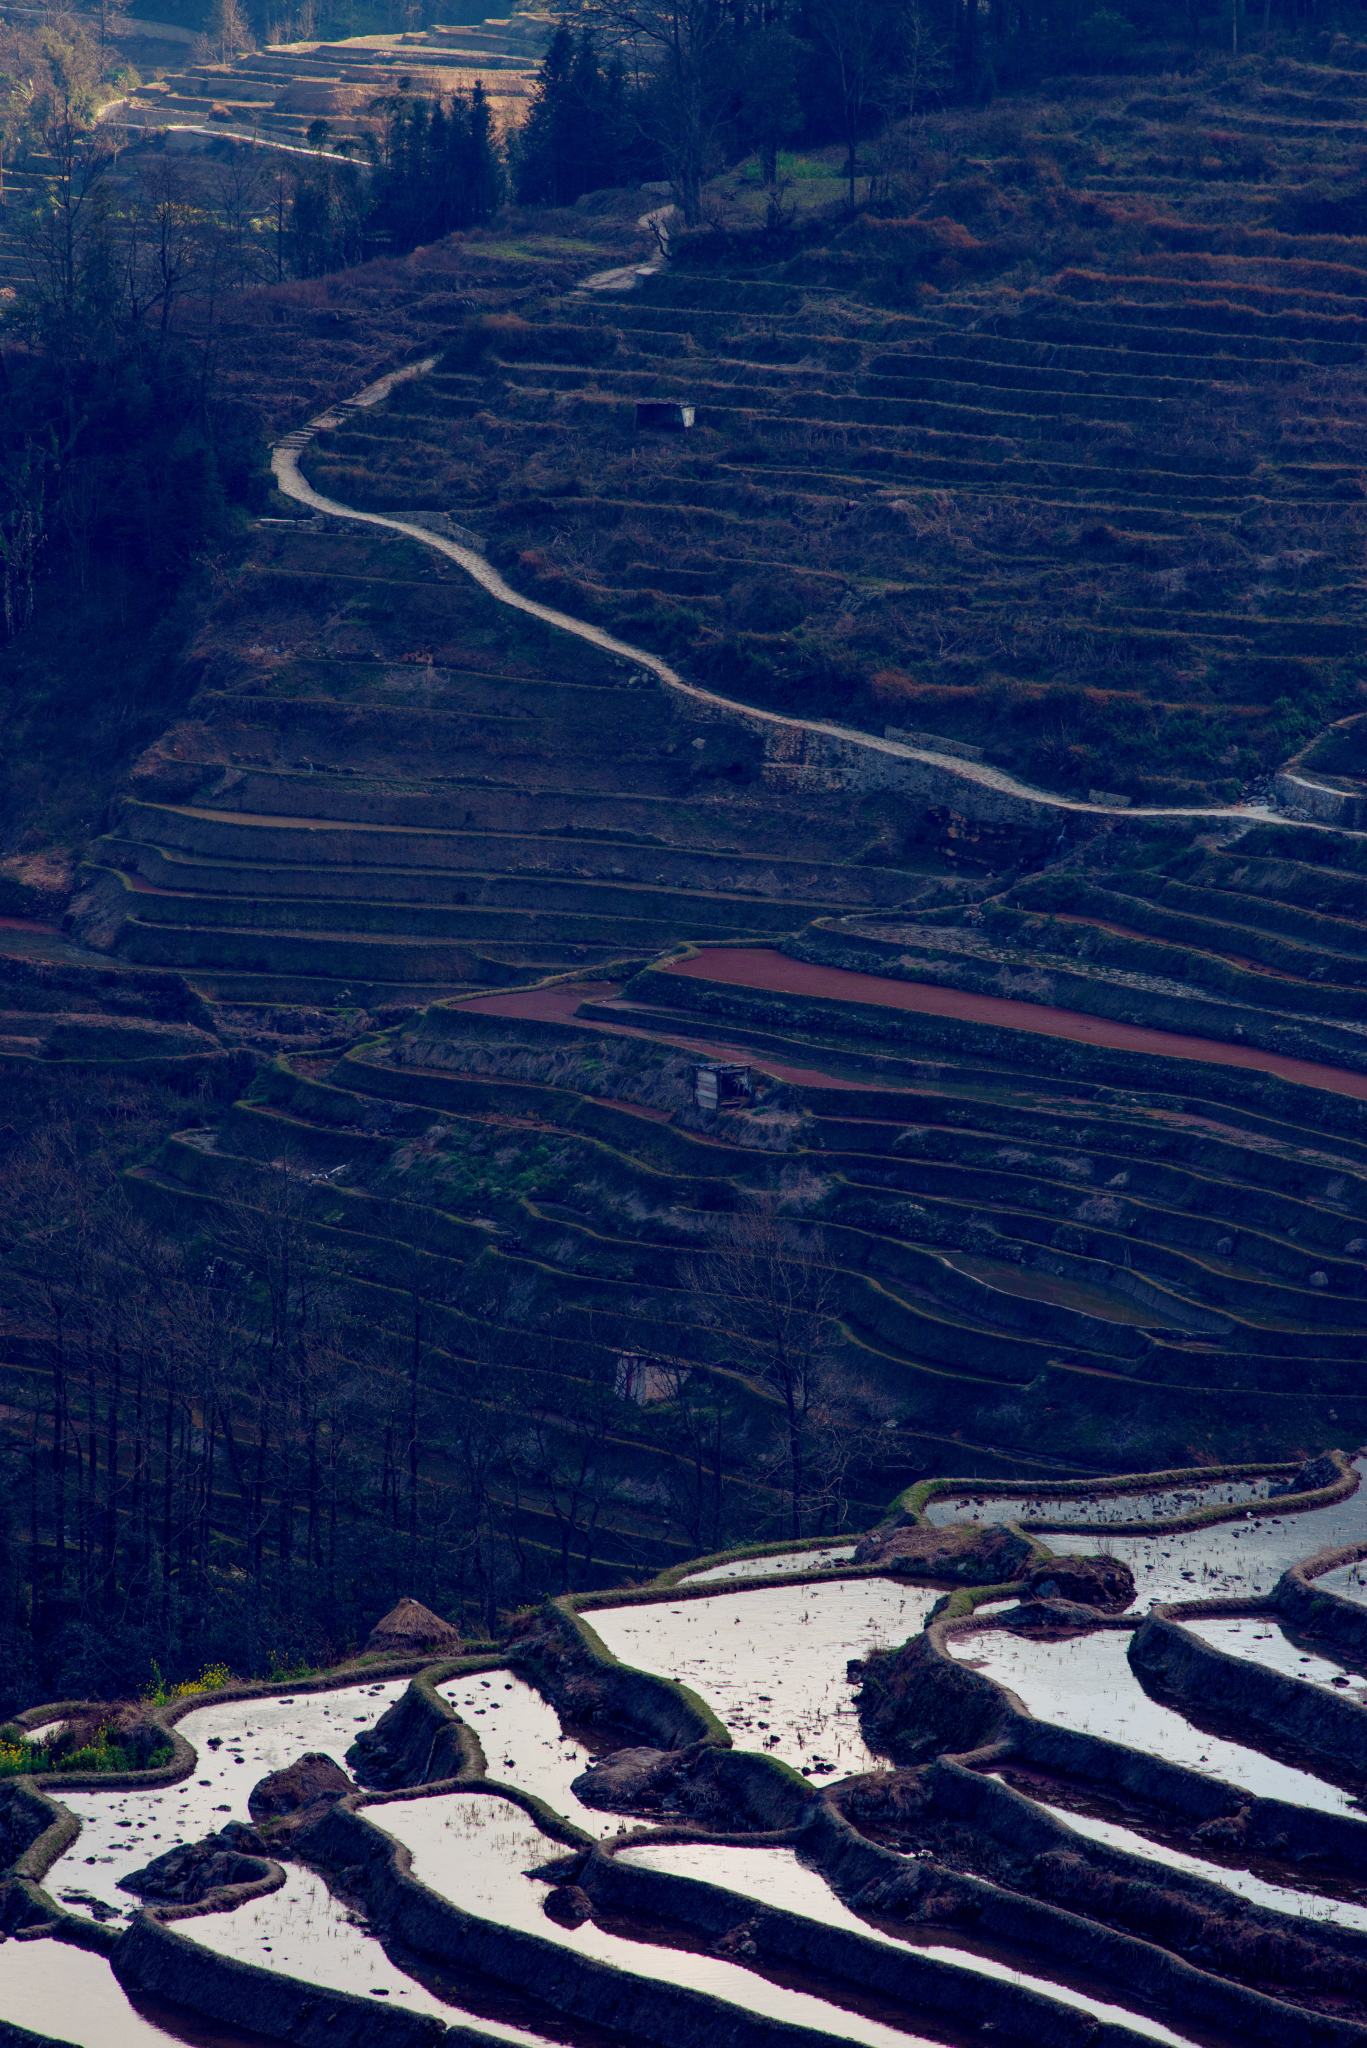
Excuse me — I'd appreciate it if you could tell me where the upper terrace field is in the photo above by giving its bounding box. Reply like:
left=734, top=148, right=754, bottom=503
left=296, top=47, right=1367, bottom=811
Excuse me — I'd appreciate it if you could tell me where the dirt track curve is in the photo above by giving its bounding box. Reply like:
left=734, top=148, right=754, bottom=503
left=271, top=363, right=1315, bottom=832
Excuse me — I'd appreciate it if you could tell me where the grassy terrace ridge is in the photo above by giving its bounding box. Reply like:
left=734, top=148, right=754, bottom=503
left=60, top=507, right=973, bottom=1039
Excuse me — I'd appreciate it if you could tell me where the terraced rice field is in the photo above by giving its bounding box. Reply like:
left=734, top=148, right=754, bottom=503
left=586, top=1578, right=934, bottom=1776
left=117, top=923, right=1367, bottom=1520
left=50, top=1679, right=407, bottom=1925
left=0, top=12, right=549, bottom=295
left=0, top=1938, right=274, bottom=2047
left=29, top=43, right=1367, bottom=1500
left=1031, top=1459, right=1367, bottom=1602
left=949, top=1625, right=1363, bottom=1816
left=112, top=10, right=547, bottom=157
left=292, top=50, right=1367, bottom=813
left=13, top=1477, right=1367, bottom=2048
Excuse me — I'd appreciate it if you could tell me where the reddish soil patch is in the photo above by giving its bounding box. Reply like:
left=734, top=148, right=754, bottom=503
left=0, top=918, right=57, bottom=933
left=456, top=982, right=624, bottom=1024
left=452, top=979, right=871, bottom=1090
left=661, top=947, right=1367, bottom=1102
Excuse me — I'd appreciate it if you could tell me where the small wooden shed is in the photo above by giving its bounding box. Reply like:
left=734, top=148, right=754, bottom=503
left=693, top=1063, right=752, bottom=1111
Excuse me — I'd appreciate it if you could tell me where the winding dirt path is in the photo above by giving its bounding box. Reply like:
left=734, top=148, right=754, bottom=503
left=270, top=364, right=1321, bottom=832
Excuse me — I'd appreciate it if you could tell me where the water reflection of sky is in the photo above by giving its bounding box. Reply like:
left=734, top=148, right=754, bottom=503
left=619, top=1841, right=1192, bottom=2046
left=1182, top=1614, right=1367, bottom=1694
left=926, top=1477, right=1276, bottom=1528
left=380, top=1791, right=946, bottom=2048
left=682, top=1543, right=858, bottom=1583
left=14, top=1462, right=1367, bottom=2048
left=917, top=1463, right=1367, bottom=1611
left=589, top=1578, right=936, bottom=1776
left=1030, top=1796, right=1367, bottom=1936
left=51, top=1679, right=406, bottom=1924
left=949, top=1627, right=1366, bottom=1818
left=1045, top=1459, right=1367, bottom=1607
left=437, top=1669, right=615, bottom=1836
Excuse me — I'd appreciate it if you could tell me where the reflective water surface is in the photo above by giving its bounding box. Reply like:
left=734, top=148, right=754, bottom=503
left=618, top=1841, right=1195, bottom=2046
left=947, top=1625, right=1367, bottom=1817
left=378, top=1789, right=948, bottom=2048
left=588, top=1579, right=935, bottom=1776
left=681, top=1545, right=858, bottom=1583
left=438, top=1670, right=615, bottom=1837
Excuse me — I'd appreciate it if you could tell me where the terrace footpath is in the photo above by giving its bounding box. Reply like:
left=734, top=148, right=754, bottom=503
left=269, top=362, right=1332, bottom=836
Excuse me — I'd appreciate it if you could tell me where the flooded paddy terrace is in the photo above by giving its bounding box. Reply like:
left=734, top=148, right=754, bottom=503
left=7, top=1460, right=1367, bottom=2048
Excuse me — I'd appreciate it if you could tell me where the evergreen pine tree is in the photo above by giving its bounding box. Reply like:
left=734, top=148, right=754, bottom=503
left=567, top=27, right=605, bottom=198
left=515, top=24, right=575, bottom=205
left=466, top=79, right=504, bottom=224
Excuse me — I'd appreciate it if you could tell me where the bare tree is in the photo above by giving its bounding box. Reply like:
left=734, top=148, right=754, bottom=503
left=15, top=31, right=115, bottom=346
left=125, top=159, right=213, bottom=357
left=0, top=444, right=48, bottom=638
left=809, top=0, right=906, bottom=210
left=869, top=0, right=950, bottom=203
left=657, top=1358, right=728, bottom=1555
left=519, top=1338, right=629, bottom=1593
left=209, top=0, right=252, bottom=62
left=686, top=1203, right=841, bottom=1541
left=583, top=0, right=730, bottom=225
left=88, top=0, right=132, bottom=64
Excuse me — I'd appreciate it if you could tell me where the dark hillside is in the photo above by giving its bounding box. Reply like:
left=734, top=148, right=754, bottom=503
left=11, top=40, right=1367, bottom=1686
left=300, top=52, right=1367, bottom=808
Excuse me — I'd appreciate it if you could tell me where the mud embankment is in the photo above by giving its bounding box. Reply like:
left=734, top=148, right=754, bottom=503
left=348, top=1661, right=488, bottom=1789
left=580, top=1830, right=1179, bottom=2048
left=301, top=1790, right=916, bottom=2048
left=861, top=1613, right=1367, bottom=1874
left=1279, top=1550, right=1367, bottom=1661
left=897, top=1451, right=1354, bottom=1538
left=113, top=1910, right=447, bottom=2046
left=838, top=1753, right=1367, bottom=1993
left=1132, top=1607, right=1367, bottom=1776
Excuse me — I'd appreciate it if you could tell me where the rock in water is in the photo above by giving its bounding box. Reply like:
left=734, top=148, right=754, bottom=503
left=1268, top=1452, right=1341, bottom=1499
left=853, top=1522, right=1033, bottom=1584
left=570, top=1746, right=671, bottom=1811
left=1022, top=1554, right=1136, bottom=1612
left=249, top=1750, right=353, bottom=1829
left=364, top=1596, right=463, bottom=1656
left=119, top=1838, right=267, bottom=1905
left=543, top=1884, right=593, bottom=1927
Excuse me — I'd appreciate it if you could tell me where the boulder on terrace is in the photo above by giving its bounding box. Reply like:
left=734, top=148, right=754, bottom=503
left=248, top=1750, right=352, bottom=1827
left=120, top=1833, right=268, bottom=1904
left=854, top=1521, right=1033, bottom=1584
left=1022, top=1554, right=1136, bottom=1613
